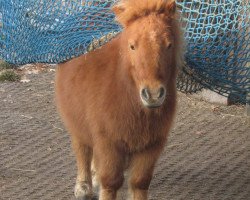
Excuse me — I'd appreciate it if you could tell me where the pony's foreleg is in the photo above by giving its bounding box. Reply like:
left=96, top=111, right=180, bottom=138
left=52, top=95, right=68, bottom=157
left=94, top=142, right=125, bottom=200
left=128, top=145, right=164, bottom=200
left=72, top=137, right=93, bottom=199
left=91, top=157, right=99, bottom=192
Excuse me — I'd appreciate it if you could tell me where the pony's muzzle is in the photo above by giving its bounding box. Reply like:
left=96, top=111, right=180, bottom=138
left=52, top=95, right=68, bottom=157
left=140, top=86, right=166, bottom=108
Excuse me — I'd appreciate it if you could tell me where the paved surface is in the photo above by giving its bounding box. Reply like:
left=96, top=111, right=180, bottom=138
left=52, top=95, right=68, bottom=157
left=0, top=70, right=249, bottom=200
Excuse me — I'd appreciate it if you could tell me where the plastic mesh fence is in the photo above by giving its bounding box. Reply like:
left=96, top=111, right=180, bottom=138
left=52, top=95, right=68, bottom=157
left=176, top=0, right=249, bottom=103
left=0, top=0, right=249, bottom=102
left=0, top=0, right=120, bottom=63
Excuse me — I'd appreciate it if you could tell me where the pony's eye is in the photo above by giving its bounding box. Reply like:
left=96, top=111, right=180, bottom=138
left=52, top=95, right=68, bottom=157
left=166, top=42, right=172, bottom=49
left=130, top=44, right=135, bottom=50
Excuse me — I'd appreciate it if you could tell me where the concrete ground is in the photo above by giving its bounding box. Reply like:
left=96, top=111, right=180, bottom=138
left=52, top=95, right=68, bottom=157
left=0, top=69, right=249, bottom=200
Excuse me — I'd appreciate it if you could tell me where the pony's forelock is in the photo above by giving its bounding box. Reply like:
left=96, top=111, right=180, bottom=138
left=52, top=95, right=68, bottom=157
left=113, top=0, right=176, bottom=27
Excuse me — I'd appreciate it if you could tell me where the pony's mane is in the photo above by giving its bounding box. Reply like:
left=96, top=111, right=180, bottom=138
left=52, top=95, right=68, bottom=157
left=113, top=0, right=176, bottom=26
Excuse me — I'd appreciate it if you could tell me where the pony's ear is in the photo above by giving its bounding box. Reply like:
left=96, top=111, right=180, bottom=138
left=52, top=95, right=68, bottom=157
left=112, top=3, right=128, bottom=27
left=112, top=3, right=126, bottom=17
left=165, top=0, right=176, bottom=16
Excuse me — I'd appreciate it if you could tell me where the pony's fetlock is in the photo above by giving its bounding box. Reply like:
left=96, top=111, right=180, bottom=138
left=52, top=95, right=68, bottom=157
left=74, top=181, right=93, bottom=200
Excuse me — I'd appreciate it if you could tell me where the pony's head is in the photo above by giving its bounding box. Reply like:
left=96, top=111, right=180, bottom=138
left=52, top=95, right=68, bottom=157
left=113, top=0, right=182, bottom=108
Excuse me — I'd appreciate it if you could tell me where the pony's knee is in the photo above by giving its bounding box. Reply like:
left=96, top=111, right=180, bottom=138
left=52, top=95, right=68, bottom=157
left=100, top=173, right=124, bottom=191
left=130, top=175, right=152, bottom=190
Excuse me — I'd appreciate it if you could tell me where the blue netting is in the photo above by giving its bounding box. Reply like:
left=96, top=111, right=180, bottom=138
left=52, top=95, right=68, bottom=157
left=176, top=0, right=249, bottom=103
left=0, top=0, right=120, bottom=63
left=0, top=0, right=249, bottom=102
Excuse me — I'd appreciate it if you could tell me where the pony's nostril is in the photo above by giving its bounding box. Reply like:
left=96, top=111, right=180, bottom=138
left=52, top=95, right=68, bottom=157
left=141, top=88, right=150, bottom=100
left=158, top=87, right=166, bottom=98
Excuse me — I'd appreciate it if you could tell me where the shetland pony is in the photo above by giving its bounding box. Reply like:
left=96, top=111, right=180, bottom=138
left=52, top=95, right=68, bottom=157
left=55, top=0, right=183, bottom=199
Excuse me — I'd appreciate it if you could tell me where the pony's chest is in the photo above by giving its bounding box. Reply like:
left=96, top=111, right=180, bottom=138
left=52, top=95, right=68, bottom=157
left=106, top=112, right=167, bottom=151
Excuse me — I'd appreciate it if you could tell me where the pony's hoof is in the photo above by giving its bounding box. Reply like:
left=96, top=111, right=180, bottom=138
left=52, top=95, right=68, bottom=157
left=74, top=182, right=92, bottom=200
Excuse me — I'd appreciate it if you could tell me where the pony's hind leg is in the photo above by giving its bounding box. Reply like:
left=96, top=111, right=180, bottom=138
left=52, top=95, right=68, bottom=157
left=72, top=138, right=93, bottom=200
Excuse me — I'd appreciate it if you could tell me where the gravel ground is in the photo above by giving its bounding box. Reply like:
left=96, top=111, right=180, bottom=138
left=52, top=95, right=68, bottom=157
left=0, top=69, right=249, bottom=200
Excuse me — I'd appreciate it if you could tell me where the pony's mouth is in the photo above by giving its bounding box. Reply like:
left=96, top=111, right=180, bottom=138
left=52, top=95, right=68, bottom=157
left=140, top=98, right=165, bottom=109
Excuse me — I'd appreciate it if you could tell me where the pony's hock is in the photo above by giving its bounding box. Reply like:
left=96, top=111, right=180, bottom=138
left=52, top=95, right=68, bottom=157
left=0, top=0, right=249, bottom=103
